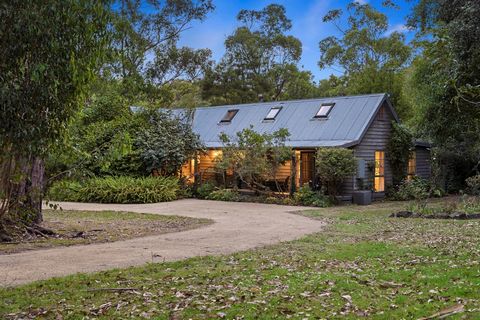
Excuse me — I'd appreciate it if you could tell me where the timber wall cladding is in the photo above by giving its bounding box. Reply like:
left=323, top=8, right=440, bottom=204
left=415, top=147, right=431, bottom=179
left=198, top=150, right=219, bottom=182
left=198, top=150, right=292, bottom=182
left=343, top=102, right=394, bottom=195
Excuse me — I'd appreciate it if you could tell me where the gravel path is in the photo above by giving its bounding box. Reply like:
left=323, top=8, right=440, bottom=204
left=0, top=199, right=325, bottom=286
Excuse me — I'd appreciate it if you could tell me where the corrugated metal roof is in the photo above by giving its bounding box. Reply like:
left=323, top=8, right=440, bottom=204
left=183, top=93, right=394, bottom=148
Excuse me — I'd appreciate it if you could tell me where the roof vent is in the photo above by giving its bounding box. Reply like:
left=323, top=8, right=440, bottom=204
left=314, top=103, right=335, bottom=118
left=220, top=109, right=238, bottom=123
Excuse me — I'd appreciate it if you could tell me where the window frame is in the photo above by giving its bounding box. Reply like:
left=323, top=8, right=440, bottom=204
left=264, top=106, right=282, bottom=121
left=407, top=151, right=416, bottom=180
left=374, top=150, right=385, bottom=192
left=314, top=103, right=335, bottom=118
left=219, top=109, right=239, bottom=123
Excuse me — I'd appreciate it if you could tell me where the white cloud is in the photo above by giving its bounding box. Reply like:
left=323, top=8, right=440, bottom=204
left=353, top=0, right=368, bottom=4
left=384, top=24, right=411, bottom=36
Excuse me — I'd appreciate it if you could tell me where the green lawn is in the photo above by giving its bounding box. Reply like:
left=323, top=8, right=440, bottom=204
left=1, top=200, right=479, bottom=319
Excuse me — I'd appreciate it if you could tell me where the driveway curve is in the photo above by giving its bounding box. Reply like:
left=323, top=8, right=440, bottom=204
left=0, top=199, right=325, bottom=286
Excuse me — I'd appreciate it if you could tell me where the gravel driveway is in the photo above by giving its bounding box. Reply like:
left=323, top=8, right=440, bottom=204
left=0, top=199, right=325, bottom=286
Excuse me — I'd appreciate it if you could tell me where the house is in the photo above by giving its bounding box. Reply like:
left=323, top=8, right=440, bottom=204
left=180, top=93, right=431, bottom=201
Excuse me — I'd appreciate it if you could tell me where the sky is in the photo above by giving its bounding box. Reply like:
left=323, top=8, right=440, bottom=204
left=178, top=0, right=416, bottom=82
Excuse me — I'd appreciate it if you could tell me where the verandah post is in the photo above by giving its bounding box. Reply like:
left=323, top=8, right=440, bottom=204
left=290, top=152, right=296, bottom=196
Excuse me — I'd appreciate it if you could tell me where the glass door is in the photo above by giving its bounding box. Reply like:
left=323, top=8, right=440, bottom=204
left=300, top=151, right=315, bottom=187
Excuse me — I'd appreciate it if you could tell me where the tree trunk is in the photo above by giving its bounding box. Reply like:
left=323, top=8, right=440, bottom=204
left=9, top=156, right=45, bottom=224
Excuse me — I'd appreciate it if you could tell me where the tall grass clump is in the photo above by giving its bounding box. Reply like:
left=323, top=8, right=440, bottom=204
left=47, top=180, right=83, bottom=202
left=47, top=176, right=179, bottom=203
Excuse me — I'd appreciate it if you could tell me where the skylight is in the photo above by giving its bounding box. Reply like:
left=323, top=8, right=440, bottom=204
left=220, top=109, right=238, bottom=123
left=264, top=106, right=282, bottom=120
left=314, top=103, right=335, bottom=118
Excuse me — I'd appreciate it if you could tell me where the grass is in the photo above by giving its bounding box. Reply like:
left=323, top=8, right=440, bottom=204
left=0, top=210, right=212, bottom=254
left=1, top=199, right=479, bottom=319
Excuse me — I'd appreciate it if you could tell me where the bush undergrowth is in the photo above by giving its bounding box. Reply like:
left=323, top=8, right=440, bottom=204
left=47, top=176, right=179, bottom=204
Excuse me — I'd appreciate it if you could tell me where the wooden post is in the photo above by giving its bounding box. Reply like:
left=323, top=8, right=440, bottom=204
left=290, top=153, right=296, bottom=196
left=193, top=153, right=199, bottom=190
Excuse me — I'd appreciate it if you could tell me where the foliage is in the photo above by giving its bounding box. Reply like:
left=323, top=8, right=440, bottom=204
left=0, top=0, right=110, bottom=156
left=202, top=4, right=315, bottom=104
left=388, top=177, right=430, bottom=201
left=217, top=127, right=291, bottom=192
left=387, top=122, right=414, bottom=185
left=47, top=176, right=179, bottom=204
left=46, top=180, right=83, bottom=202
left=458, top=195, right=480, bottom=214
left=465, top=175, right=480, bottom=196
left=107, top=0, right=214, bottom=102
left=48, top=97, right=202, bottom=180
left=135, top=110, right=204, bottom=176
left=196, top=182, right=216, bottom=199
left=318, top=2, right=412, bottom=119
left=168, top=81, right=211, bottom=109
left=0, top=0, right=110, bottom=225
left=205, top=189, right=240, bottom=202
left=407, top=0, right=480, bottom=190
left=293, top=185, right=331, bottom=207
left=404, top=195, right=480, bottom=216
left=315, top=148, right=356, bottom=197
left=45, top=83, right=146, bottom=180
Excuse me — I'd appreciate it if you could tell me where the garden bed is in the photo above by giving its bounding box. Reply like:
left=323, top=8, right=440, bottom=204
left=0, top=210, right=212, bottom=254
left=390, top=195, right=480, bottom=220
left=390, top=211, right=480, bottom=220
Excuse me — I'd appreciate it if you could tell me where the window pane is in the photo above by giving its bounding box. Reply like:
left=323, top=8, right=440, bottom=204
left=220, top=109, right=238, bottom=122
left=315, top=103, right=335, bottom=118
left=374, top=177, right=385, bottom=192
left=316, top=105, right=331, bottom=117
left=407, top=151, right=416, bottom=176
left=265, top=107, right=281, bottom=120
left=374, top=150, right=385, bottom=192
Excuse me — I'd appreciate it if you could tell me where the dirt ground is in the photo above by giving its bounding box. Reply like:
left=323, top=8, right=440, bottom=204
left=0, top=199, right=325, bottom=286
left=0, top=210, right=212, bottom=255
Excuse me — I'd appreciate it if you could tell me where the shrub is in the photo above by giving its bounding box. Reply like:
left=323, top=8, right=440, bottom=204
left=282, top=197, right=295, bottom=206
left=217, top=127, right=291, bottom=193
left=459, top=195, right=480, bottom=214
left=263, top=196, right=282, bottom=204
left=293, top=185, right=330, bottom=207
left=135, top=110, right=204, bottom=175
left=465, top=175, right=480, bottom=195
left=388, top=177, right=430, bottom=201
left=196, top=182, right=216, bottom=199
left=206, top=189, right=239, bottom=202
left=47, top=176, right=179, bottom=203
left=315, top=148, right=356, bottom=197
left=47, top=180, right=83, bottom=202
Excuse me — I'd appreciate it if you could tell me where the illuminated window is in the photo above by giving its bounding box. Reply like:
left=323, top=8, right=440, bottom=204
left=407, top=151, right=416, bottom=180
left=264, top=106, right=282, bottom=120
left=314, top=103, right=335, bottom=118
left=220, top=109, right=238, bottom=123
left=374, top=150, right=385, bottom=192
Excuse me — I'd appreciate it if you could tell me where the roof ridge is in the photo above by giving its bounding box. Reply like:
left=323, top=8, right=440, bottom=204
left=192, top=93, right=387, bottom=110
